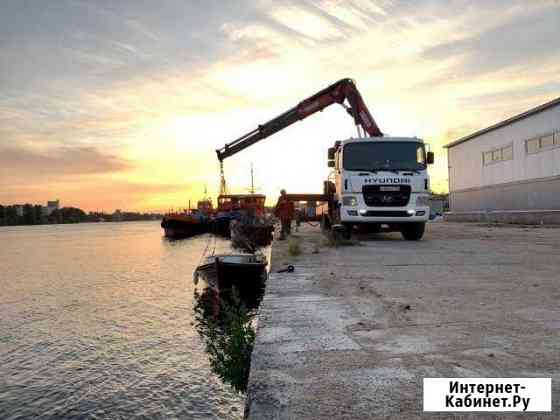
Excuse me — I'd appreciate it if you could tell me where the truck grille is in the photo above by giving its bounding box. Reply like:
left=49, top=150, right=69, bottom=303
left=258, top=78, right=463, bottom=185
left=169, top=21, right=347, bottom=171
left=361, top=210, right=412, bottom=217
left=362, top=185, right=411, bottom=207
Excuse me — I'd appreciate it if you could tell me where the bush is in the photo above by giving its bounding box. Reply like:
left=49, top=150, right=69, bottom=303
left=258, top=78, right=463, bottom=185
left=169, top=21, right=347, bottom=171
left=287, top=238, right=302, bottom=256
left=322, top=231, right=360, bottom=248
left=194, top=289, right=256, bottom=393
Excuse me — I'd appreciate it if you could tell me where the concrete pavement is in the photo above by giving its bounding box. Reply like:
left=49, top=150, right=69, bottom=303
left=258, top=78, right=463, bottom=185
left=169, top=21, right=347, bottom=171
left=245, top=222, right=560, bottom=419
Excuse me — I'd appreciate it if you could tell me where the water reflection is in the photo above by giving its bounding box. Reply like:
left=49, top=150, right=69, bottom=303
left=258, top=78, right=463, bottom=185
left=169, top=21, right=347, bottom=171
left=0, top=222, right=245, bottom=419
left=193, top=281, right=265, bottom=394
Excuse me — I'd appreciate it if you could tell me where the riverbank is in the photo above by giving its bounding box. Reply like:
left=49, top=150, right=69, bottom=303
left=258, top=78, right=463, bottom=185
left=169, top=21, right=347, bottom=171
left=245, top=222, right=559, bottom=419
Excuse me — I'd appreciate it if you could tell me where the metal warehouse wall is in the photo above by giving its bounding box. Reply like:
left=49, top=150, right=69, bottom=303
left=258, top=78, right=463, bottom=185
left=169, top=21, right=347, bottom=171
left=448, top=103, right=560, bottom=211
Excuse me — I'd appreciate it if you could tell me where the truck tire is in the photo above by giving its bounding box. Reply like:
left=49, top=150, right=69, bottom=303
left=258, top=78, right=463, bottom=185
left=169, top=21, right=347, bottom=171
left=401, top=222, right=425, bottom=241
left=320, top=214, right=331, bottom=232
left=341, top=223, right=352, bottom=240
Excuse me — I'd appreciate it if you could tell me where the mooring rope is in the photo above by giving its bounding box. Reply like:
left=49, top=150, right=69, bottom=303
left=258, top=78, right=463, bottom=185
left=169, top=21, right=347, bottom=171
left=210, top=233, right=217, bottom=257
left=196, top=234, right=213, bottom=267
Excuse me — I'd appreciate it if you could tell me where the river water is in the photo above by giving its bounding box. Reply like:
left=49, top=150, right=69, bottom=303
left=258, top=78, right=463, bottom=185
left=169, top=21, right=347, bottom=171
left=0, top=221, right=244, bottom=419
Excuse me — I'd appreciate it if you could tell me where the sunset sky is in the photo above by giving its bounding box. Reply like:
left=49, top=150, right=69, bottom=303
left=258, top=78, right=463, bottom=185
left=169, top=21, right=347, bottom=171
left=1, top=0, right=559, bottom=211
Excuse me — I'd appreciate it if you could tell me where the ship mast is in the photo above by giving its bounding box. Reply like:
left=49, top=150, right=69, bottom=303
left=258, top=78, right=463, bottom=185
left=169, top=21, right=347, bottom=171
left=219, top=161, right=227, bottom=196
left=249, top=163, right=255, bottom=194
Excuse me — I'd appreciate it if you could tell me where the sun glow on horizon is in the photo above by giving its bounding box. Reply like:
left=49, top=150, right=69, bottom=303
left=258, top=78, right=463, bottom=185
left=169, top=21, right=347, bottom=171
left=1, top=1, right=558, bottom=211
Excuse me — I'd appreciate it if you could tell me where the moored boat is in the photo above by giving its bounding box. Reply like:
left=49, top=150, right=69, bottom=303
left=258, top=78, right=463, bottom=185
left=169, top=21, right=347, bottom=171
left=161, top=213, right=209, bottom=238
left=230, top=218, right=274, bottom=251
left=194, top=253, right=267, bottom=301
left=161, top=198, right=213, bottom=239
left=211, top=194, right=274, bottom=250
left=212, top=194, right=267, bottom=237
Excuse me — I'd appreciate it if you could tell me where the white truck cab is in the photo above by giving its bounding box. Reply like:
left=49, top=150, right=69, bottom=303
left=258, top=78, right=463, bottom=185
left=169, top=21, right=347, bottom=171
left=326, top=136, right=434, bottom=240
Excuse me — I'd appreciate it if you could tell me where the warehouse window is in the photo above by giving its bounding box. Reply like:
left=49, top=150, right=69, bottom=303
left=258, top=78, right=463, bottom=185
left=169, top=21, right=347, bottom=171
left=526, top=130, right=560, bottom=154
left=541, top=134, right=554, bottom=148
left=527, top=138, right=540, bottom=154
left=482, top=144, right=513, bottom=165
left=502, top=145, right=513, bottom=160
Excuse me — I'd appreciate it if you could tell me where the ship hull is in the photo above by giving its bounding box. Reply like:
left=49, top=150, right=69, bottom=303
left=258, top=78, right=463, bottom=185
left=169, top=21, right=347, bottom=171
left=211, top=216, right=232, bottom=238
left=195, top=254, right=267, bottom=307
left=161, top=216, right=209, bottom=239
left=230, top=222, right=274, bottom=250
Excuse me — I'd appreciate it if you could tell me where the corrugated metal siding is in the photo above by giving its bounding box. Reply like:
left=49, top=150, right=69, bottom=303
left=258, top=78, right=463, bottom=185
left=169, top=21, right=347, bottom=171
left=448, top=103, right=560, bottom=198
left=450, top=176, right=560, bottom=211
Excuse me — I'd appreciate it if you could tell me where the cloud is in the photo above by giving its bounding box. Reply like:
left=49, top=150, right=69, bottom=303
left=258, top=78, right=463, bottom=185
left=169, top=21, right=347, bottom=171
left=1, top=0, right=559, bottom=206
left=422, top=5, right=560, bottom=78
left=0, top=146, right=132, bottom=176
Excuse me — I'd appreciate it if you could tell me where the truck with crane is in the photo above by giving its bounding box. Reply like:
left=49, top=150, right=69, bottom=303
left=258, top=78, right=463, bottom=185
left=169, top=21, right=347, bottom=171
left=216, top=78, right=434, bottom=240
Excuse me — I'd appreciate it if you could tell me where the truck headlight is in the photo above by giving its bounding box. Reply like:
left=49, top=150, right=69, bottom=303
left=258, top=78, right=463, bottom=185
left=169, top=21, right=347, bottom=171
left=416, top=195, right=430, bottom=206
left=342, top=195, right=358, bottom=206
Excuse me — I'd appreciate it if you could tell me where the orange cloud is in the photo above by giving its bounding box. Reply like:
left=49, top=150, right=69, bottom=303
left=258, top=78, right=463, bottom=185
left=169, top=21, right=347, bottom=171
left=2, top=0, right=558, bottom=210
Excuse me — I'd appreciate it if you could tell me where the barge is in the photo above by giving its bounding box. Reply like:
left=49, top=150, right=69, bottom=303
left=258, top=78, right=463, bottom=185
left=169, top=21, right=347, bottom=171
left=161, top=198, right=213, bottom=239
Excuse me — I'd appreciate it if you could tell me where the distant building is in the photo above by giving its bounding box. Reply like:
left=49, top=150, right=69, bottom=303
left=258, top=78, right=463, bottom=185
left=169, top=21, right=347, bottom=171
left=445, top=97, right=560, bottom=224
left=14, top=205, right=24, bottom=217
left=113, top=209, right=122, bottom=222
left=42, top=200, right=60, bottom=216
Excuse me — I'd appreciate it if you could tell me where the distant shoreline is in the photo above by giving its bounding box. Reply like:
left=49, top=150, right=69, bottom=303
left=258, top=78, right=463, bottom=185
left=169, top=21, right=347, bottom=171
left=0, top=218, right=162, bottom=227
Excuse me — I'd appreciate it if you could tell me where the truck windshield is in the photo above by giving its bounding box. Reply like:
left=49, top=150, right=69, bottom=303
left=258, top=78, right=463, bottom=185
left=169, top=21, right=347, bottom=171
left=343, top=141, right=426, bottom=171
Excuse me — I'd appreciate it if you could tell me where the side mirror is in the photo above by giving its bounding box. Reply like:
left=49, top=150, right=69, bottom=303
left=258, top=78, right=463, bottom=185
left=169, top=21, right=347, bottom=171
left=328, top=147, right=336, bottom=160
left=327, top=160, right=335, bottom=168
left=426, top=151, right=434, bottom=164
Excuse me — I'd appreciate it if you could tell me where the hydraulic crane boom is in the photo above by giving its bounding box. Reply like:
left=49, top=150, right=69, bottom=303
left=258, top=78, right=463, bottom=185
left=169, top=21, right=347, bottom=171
left=216, top=78, right=382, bottom=162
left=215, top=78, right=382, bottom=195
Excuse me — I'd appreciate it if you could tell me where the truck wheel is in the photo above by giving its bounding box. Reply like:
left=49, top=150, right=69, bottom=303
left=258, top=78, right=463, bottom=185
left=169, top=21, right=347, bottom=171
left=341, top=223, right=352, bottom=240
left=320, top=215, right=331, bottom=232
left=401, top=223, right=425, bottom=240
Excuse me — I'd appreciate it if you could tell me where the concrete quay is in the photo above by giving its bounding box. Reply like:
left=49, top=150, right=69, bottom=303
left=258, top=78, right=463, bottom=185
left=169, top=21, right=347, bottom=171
left=444, top=210, right=560, bottom=225
left=245, top=222, right=560, bottom=419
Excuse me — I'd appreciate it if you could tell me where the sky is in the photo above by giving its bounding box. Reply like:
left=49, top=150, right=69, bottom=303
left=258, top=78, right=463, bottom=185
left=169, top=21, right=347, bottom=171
left=1, top=0, right=559, bottom=211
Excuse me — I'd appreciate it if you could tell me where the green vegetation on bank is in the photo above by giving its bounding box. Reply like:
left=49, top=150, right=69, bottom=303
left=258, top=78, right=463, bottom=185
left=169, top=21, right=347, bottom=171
left=0, top=204, right=162, bottom=226
left=194, top=289, right=257, bottom=394
left=287, top=237, right=302, bottom=256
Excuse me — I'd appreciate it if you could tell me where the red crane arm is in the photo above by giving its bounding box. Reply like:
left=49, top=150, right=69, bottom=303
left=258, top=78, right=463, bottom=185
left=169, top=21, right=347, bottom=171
left=216, top=78, right=382, bottom=162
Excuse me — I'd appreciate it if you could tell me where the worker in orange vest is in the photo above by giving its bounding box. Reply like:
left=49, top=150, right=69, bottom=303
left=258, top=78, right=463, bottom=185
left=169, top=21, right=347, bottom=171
left=274, top=189, right=295, bottom=240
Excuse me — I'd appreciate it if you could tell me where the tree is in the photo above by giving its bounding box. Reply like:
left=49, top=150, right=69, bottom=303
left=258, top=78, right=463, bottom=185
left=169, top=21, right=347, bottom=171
left=23, top=204, right=36, bottom=225
left=5, top=206, right=19, bottom=225
left=53, top=207, right=87, bottom=223
left=34, top=205, right=44, bottom=224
